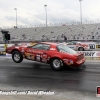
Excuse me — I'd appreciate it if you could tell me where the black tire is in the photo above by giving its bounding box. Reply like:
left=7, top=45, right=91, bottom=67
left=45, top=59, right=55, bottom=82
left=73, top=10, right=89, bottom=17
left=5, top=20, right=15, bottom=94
left=50, top=58, right=64, bottom=71
left=78, top=47, right=84, bottom=51
left=12, top=51, right=23, bottom=63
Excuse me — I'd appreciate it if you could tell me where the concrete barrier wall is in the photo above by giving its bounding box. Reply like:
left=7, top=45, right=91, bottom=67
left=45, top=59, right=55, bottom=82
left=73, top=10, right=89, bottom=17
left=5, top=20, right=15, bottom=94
left=0, top=44, right=100, bottom=60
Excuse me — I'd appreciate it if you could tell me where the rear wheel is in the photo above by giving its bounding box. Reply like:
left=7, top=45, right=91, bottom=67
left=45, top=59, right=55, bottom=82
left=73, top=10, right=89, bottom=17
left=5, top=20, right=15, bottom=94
left=78, top=47, right=84, bottom=51
left=12, top=51, right=23, bottom=63
left=50, top=58, right=64, bottom=71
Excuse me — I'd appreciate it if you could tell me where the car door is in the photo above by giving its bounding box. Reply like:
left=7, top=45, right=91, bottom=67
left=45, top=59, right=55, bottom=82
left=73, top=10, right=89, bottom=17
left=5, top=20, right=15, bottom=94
left=24, top=45, right=36, bottom=60
left=32, top=43, right=50, bottom=63
left=25, top=43, right=50, bottom=63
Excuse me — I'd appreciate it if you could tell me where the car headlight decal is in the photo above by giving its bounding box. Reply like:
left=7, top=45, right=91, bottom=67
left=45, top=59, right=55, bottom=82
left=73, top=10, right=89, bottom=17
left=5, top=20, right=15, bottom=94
left=63, top=59, right=73, bottom=65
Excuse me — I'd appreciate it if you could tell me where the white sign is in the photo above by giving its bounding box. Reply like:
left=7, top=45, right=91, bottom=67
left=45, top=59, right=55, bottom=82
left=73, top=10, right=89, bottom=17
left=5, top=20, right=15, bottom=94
left=78, top=51, right=100, bottom=57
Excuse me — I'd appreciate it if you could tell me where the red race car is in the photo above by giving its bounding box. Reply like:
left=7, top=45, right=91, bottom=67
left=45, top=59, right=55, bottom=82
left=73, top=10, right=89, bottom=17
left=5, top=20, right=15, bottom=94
left=6, top=42, right=85, bottom=71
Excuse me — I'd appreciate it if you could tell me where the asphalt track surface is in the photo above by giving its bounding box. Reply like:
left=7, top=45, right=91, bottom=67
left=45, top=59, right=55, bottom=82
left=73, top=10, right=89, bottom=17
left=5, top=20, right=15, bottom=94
left=0, top=56, right=100, bottom=100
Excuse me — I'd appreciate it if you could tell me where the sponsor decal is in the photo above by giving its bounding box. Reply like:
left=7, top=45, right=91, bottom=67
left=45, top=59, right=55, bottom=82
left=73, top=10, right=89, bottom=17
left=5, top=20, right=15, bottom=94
left=42, top=54, right=47, bottom=59
left=36, top=55, right=41, bottom=61
left=25, top=53, right=31, bottom=59
left=33, top=51, right=43, bottom=54
left=25, top=52, right=30, bottom=56
left=25, top=52, right=35, bottom=60
left=69, top=59, right=73, bottom=64
left=27, top=49, right=32, bottom=52
left=96, top=86, right=100, bottom=97
left=31, top=55, right=35, bottom=60
left=15, top=47, right=19, bottom=49
left=47, top=56, right=50, bottom=60
left=21, top=48, right=24, bottom=52
left=26, top=49, right=43, bottom=54
left=63, top=59, right=73, bottom=65
left=50, top=48, right=56, bottom=50
left=42, top=58, right=47, bottom=63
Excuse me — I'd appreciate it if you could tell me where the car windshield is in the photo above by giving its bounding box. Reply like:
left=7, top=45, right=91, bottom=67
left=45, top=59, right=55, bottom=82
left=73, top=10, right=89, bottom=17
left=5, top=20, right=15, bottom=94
left=57, top=44, right=77, bottom=54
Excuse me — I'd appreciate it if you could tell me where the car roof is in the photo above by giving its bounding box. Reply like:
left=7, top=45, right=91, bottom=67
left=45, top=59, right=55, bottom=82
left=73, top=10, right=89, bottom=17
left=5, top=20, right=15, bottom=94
left=40, top=42, right=58, bottom=46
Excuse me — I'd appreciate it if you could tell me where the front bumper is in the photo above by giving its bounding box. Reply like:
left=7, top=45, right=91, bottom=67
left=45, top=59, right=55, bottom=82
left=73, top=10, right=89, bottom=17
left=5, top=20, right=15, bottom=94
left=72, top=58, right=85, bottom=68
left=64, top=58, right=85, bottom=68
left=76, top=58, right=85, bottom=65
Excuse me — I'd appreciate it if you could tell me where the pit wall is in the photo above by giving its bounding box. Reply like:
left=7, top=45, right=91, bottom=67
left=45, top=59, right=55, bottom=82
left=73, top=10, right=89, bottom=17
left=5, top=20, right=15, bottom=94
left=0, top=44, right=100, bottom=60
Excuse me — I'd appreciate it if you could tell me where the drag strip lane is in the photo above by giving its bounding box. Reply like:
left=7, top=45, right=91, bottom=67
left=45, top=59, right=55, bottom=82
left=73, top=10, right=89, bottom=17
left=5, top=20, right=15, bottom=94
left=0, top=57, right=100, bottom=94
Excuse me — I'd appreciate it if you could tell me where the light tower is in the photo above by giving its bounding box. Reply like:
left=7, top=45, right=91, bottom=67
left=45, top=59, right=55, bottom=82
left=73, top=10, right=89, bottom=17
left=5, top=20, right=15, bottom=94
left=44, top=5, right=47, bottom=27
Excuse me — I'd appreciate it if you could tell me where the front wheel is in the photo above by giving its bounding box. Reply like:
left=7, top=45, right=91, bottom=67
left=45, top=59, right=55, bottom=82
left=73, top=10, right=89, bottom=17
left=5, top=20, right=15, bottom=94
left=12, top=51, right=23, bottom=63
left=50, top=58, right=64, bottom=71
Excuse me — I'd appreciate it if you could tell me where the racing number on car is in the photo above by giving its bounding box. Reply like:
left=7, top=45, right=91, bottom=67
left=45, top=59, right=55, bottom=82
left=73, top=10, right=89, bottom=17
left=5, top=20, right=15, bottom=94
left=89, top=44, right=95, bottom=49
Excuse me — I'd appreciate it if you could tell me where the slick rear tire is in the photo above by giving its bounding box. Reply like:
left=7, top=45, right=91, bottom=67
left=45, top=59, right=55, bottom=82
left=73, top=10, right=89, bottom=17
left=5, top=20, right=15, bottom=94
left=50, top=58, right=64, bottom=71
left=78, top=47, right=84, bottom=51
left=12, top=51, right=23, bottom=63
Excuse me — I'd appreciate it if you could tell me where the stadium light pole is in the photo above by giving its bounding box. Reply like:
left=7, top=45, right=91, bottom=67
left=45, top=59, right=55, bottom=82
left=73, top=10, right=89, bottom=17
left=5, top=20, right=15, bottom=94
left=44, top=5, right=47, bottom=27
left=79, top=0, right=82, bottom=25
left=14, top=8, right=17, bottom=28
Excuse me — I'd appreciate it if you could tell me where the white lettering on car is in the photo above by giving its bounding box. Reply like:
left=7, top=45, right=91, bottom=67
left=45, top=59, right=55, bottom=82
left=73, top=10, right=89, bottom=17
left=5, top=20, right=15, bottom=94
left=32, top=51, right=43, bottom=54
left=60, top=50, right=67, bottom=54
left=42, top=58, right=47, bottom=63
left=15, top=47, right=19, bottom=49
left=26, top=49, right=43, bottom=54
left=36, top=55, right=41, bottom=61
left=50, top=48, right=56, bottom=50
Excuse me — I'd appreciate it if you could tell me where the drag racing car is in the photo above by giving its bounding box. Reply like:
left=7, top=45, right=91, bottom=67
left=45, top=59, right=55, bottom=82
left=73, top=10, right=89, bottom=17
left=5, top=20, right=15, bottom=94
left=6, top=42, right=85, bottom=71
left=66, top=41, right=96, bottom=51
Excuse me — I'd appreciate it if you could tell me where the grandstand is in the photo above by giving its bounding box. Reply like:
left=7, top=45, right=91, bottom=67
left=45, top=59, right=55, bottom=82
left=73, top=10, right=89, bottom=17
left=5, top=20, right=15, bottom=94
left=0, top=23, right=100, bottom=43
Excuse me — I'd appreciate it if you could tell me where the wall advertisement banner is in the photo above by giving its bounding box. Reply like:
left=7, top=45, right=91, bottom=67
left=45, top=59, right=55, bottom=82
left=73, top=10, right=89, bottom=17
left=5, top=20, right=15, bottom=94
left=78, top=51, right=100, bottom=57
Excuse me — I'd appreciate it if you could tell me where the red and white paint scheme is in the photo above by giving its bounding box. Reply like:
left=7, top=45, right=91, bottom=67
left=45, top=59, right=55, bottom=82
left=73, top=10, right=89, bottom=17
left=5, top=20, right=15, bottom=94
left=6, top=42, right=85, bottom=71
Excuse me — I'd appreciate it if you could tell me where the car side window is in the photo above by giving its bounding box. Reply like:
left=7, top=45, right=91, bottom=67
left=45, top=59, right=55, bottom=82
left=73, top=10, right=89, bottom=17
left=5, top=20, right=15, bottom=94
left=73, top=42, right=76, bottom=45
left=68, top=42, right=73, bottom=45
left=31, top=44, right=43, bottom=49
left=31, top=43, right=50, bottom=50
left=42, top=44, right=50, bottom=50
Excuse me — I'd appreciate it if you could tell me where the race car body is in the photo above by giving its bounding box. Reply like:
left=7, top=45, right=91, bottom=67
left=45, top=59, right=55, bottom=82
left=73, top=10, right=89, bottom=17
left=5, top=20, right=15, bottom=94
left=66, top=41, right=96, bottom=51
left=6, top=42, right=85, bottom=71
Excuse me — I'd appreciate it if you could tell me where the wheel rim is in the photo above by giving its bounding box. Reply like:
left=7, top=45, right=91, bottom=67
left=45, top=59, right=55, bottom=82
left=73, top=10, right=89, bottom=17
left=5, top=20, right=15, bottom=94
left=14, top=53, right=20, bottom=61
left=53, top=59, right=61, bottom=68
left=79, top=47, right=83, bottom=51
